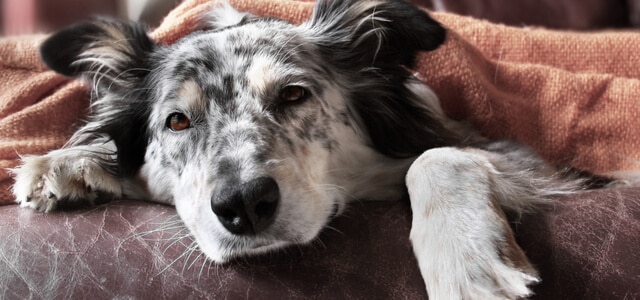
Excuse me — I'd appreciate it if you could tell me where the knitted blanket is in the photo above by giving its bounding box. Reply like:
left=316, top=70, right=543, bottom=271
left=1, top=0, right=639, bottom=205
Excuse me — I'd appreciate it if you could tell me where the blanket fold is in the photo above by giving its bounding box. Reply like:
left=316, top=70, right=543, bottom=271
left=0, top=0, right=638, bottom=205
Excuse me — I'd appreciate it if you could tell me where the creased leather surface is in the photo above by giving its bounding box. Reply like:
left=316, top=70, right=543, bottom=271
left=517, top=188, right=640, bottom=300
left=0, top=200, right=425, bottom=299
left=1, top=188, right=639, bottom=299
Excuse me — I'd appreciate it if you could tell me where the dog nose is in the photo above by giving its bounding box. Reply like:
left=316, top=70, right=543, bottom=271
left=211, top=177, right=280, bottom=235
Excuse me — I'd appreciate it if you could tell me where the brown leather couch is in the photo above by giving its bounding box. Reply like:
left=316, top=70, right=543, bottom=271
left=2, top=188, right=640, bottom=299
left=1, top=1, right=639, bottom=299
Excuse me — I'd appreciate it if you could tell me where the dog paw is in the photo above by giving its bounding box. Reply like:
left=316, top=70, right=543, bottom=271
left=11, top=152, right=122, bottom=212
left=12, top=155, right=58, bottom=212
left=12, top=155, right=92, bottom=212
left=462, top=262, right=539, bottom=300
left=422, top=252, right=539, bottom=300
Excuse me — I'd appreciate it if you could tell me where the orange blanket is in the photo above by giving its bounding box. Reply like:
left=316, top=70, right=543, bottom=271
left=1, top=0, right=639, bottom=205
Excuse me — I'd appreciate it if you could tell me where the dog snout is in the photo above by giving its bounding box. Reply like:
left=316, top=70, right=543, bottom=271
left=211, top=177, right=280, bottom=235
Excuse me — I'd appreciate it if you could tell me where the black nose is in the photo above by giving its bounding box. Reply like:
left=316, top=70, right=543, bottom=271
left=211, top=177, right=280, bottom=235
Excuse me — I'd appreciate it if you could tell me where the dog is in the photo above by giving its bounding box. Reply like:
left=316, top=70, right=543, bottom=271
left=10, top=0, right=627, bottom=298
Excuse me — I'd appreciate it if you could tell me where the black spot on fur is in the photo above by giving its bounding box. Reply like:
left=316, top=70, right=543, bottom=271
left=222, top=75, right=236, bottom=100
left=233, top=46, right=258, bottom=57
left=103, top=87, right=152, bottom=176
left=174, top=55, right=219, bottom=79
left=217, top=158, right=240, bottom=179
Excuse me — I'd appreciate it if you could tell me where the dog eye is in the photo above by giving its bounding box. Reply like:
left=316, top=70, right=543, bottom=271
left=280, top=85, right=309, bottom=102
left=166, top=113, right=191, bottom=131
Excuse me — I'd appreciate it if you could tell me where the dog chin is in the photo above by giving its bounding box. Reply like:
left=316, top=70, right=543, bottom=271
left=193, top=227, right=320, bottom=264
left=198, top=238, right=299, bottom=264
left=229, top=241, right=291, bottom=262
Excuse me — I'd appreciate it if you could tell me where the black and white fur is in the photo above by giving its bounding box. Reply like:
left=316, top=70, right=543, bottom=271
left=10, top=1, right=626, bottom=298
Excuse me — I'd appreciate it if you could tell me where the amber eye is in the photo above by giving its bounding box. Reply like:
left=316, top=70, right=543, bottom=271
left=166, top=113, right=191, bottom=131
left=280, top=85, right=308, bottom=102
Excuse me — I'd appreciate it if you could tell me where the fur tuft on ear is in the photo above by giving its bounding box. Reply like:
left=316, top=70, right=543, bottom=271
left=40, top=18, right=156, bottom=90
left=40, top=19, right=157, bottom=176
left=198, top=2, right=257, bottom=32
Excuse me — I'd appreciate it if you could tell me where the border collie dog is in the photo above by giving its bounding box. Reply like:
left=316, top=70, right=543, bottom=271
left=12, top=0, right=595, bottom=298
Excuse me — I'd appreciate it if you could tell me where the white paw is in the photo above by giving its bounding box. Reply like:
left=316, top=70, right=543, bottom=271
left=459, top=262, right=539, bottom=300
left=12, top=155, right=97, bottom=212
left=11, top=151, right=122, bottom=212
left=417, top=239, right=540, bottom=300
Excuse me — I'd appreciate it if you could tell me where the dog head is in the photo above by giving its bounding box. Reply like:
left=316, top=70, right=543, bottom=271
left=40, top=0, right=451, bottom=261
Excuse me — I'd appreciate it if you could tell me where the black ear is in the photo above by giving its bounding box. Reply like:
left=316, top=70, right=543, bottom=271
left=40, top=18, right=156, bottom=90
left=308, top=0, right=445, bottom=68
left=307, top=0, right=457, bottom=158
left=41, top=19, right=157, bottom=176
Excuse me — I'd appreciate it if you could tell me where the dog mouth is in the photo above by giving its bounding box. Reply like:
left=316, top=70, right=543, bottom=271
left=329, top=202, right=341, bottom=219
left=208, top=234, right=297, bottom=263
left=246, top=240, right=290, bottom=253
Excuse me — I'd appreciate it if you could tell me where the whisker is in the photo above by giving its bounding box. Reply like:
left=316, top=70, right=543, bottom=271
left=323, top=224, right=345, bottom=236
left=197, top=253, right=210, bottom=282
left=156, top=244, right=194, bottom=276
left=182, top=242, right=201, bottom=275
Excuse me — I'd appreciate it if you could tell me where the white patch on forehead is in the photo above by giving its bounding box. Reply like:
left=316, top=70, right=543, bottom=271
left=247, top=55, right=280, bottom=94
left=178, top=80, right=204, bottom=110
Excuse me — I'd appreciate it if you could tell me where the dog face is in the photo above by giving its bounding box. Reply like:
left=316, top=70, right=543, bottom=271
left=40, top=0, right=452, bottom=262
